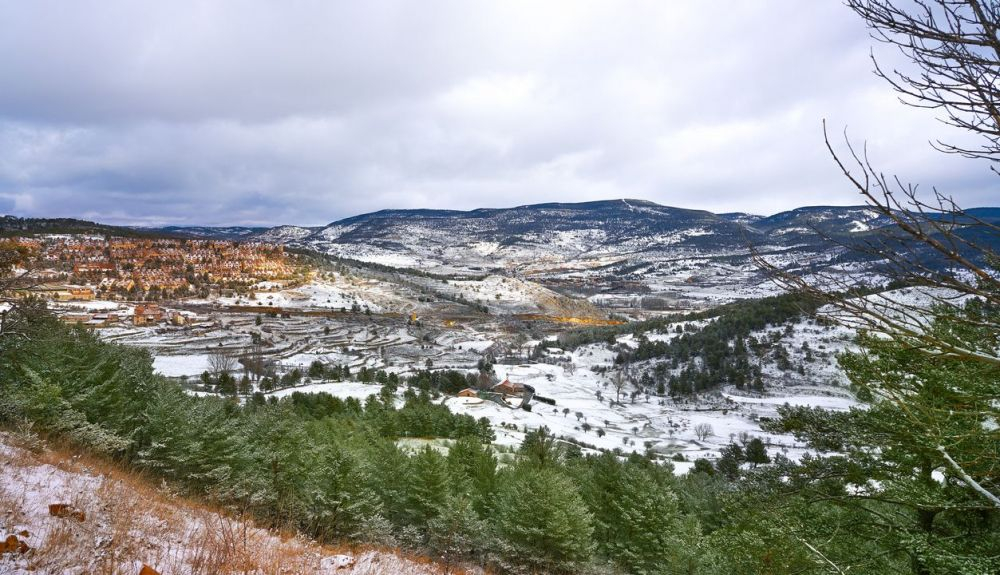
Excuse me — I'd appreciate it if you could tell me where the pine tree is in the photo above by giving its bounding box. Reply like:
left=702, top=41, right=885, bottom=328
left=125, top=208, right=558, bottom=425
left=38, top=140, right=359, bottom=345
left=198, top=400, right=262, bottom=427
left=446, top=436, right=498, bottom=515
left=427, top=494, right=491, bottom=569
left=494, top=465, right=594, bottom=573
left=403, top=446, right=450, bottom=529
left=519, top=426, right=562, bottom=467
left=365, top=439, right=411, bottom=527
left=581, top=453, right=700, bottom=574
left=744, top=437, right=770, bottom=468
left=755, top=300, right=1000, bottom=573
left=306, top=443, right=385, bottom=541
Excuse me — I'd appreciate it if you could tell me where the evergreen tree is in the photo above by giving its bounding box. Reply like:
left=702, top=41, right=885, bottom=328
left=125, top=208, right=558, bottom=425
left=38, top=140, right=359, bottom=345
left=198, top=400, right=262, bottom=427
left=403, top=446, right=450, bottom=529
left=306, top=442, right=385, bottom=542
left=365, top=439, right=411, bottom=527
left=750, top=299, right=1000, bottom=573
left=446, top=436, right=498, bottom=515
left=715, top=443, right=743, bottom=480
left=426, top=494, right=491, bottom=569
left=519, top=426, right=562, bottom=467
left=744, top=437, right=770, bottom=468
left=494, top=465, right=594, bottom=573
left=580, top=454, right=699, bottom=574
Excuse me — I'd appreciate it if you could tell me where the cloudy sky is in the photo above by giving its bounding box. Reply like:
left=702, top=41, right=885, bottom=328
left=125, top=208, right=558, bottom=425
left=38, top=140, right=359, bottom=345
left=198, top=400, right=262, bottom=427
left=0, top=1, right=994, bottom=226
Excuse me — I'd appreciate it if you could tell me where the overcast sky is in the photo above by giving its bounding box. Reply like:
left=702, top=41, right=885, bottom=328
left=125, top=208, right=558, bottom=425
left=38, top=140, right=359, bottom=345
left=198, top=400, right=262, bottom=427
left=0, top=1, right=995, bottom=226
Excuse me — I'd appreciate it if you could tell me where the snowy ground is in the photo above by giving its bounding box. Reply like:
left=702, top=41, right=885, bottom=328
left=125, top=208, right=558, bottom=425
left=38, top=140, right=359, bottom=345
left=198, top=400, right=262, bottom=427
left=445, top=339, right=855, bottom=466
left=115, top=300, right=860, bottom=470
left=47, top=300, right=125, bottom=313
left=267, top=381, right=384, bottom=400
left=219, top=279, right=384, bottom=313
left=70, top=265, right=881, bottom=471
left=443, top=275, right=604, bottom=317
left=152, top=354, right=213, bottom=377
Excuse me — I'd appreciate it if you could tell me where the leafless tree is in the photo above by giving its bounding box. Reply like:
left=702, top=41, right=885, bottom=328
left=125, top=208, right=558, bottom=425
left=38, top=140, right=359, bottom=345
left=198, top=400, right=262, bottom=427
left=208, top=347, right=237, bottom=377
left=755, top=0, right=999, bottom=368
left=240, top=342, right=267, bottom=381
left=610, top=368, right=628, bottom=405
left=755, top=0, right=1000, bottom=515
left=848, top=0, right=1000, bottom=164
left=755, top=135, right=999, bottom=365
left=694, top=423, right=713, bottom=442
left=563, top=361, right=576, bottom=376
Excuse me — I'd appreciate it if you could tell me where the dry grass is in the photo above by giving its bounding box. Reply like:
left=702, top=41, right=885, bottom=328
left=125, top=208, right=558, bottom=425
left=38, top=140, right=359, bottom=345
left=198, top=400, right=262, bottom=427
left=0, top=432, right=480, bottom=575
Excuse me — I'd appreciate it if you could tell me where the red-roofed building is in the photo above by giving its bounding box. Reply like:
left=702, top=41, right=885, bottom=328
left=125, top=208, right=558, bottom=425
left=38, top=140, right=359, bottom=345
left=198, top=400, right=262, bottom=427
left=492, top=379, right=525, bottom=396
left=133, top=304, right=164, bottom=326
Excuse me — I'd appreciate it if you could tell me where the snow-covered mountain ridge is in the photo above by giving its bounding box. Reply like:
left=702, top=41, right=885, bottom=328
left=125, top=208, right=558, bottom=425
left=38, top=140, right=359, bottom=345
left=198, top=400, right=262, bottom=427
left=242, top=201, right=996, bottom=304
left=239, top=200, right=874, bottom=274
left=11, top=200, right=996, bottom=310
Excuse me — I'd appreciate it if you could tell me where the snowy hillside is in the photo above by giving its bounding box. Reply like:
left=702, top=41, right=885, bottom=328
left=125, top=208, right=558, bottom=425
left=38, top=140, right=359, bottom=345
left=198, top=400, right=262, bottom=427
left=232, top=200, right=999, bottom=311
left=269, top=200, right=899, bottom=271
left=0, top=433, right=473, bottom=575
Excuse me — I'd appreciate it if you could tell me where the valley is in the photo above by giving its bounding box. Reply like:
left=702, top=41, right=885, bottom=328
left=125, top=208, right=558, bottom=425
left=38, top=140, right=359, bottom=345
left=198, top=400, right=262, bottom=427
left=5, top=2, right=1000, bottom=571
left=6, top=200, right=902, bottom=471
left=3, top=198, right=996, bottom=575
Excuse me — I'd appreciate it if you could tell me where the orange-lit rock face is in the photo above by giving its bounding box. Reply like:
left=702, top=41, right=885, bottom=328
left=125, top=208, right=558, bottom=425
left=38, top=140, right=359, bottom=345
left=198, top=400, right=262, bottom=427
left=515, top=314, right=625, bottom=326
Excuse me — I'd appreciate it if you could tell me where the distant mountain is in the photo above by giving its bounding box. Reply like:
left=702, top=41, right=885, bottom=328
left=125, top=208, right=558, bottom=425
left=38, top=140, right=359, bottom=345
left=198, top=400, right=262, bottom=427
left=0, top=216, right=177, bottom=238
left=304, top=199, right=745, bottom=246
left=0, top=216, right=269, bottom=241
left=268, top=199, right=901, bottom=271
left=5, top=200, right=996, bottom=300
left=754, top=205, right=892, bottom=233
left=243, top=199, right=996, bottom=303
left=148, top=225, right=268, bottom=240
left=300, top=200, right=907, bottom=249
left=256, top=224, right=319, bottom=243
left=718, top=212, right=765, bottom=226
left=964, top=207, right=1000, bottom=220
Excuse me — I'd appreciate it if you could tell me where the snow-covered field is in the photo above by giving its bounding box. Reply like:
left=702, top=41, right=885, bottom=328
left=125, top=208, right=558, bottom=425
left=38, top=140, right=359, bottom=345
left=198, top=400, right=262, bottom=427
left=152, top=354, right=212, bottom=377
left=47, top=300, right=124, bottom=312
left=185, top=278, right=386, bottom=313
left=267, top=381, right=384, bottom=400
left=444, top=343, right=855, bottom=466
left=57, top=248, right=898, bottom=472
left=94, top=282, right=865, bottom=471
left=125, top=304, right=860, bottom=469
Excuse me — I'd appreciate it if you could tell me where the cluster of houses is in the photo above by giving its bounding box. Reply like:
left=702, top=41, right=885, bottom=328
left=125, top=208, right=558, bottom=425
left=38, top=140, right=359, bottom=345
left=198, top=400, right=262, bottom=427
left=52, top=287, right=96, bottom=301
left=11, top=282, right=188, bottom=327
left=11, top=284, right=98, bottom=303
left=58, top=303, right=190, bottom=328
left=14, top=235, right=296, bottom=296
left=459, top=378, right=535, bottom=409
left=5, top=234, right=305, bottom=330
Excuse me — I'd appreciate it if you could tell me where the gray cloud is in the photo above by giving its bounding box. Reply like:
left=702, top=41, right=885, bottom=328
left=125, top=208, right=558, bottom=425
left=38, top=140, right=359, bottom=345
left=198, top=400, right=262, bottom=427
left=0, top=0, right=994, bottom=226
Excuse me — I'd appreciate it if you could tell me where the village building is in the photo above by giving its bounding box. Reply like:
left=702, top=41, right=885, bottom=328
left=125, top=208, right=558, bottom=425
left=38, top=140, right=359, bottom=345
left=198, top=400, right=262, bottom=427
left=133, top=304, right=165, bottom=326
left=73, top=287, right=96, bottom=300
left=86, top=314, right=116, bottom=328
left=492, top=378, right=525, bottom=396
